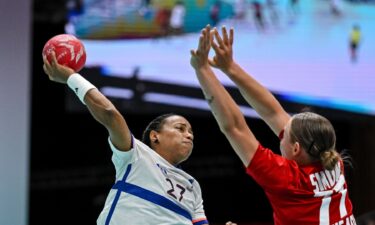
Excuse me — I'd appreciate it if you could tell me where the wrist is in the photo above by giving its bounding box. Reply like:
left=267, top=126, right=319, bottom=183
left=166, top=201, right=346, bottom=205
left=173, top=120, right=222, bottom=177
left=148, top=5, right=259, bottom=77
left=67, top=73, right=96, bottom=105
left=221, top=61, right=239, bottom=76
left=61, top=68, right=76, bottom=83
left=196, top=64, right=211, bottom=72
left=194, top=64, right=212, bottom=74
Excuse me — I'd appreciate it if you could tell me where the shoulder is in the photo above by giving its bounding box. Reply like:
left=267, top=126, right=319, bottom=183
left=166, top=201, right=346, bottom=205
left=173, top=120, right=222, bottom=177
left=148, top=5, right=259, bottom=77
left=110, top=137, right=155, bottom=163
left=248, top=144, right=291, bottom=168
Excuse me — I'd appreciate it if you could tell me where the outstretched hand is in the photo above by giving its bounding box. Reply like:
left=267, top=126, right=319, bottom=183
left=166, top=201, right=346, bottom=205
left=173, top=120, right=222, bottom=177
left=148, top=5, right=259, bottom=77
left=43, top=52, right=75, bottom=84
left=210, top=26, right=235, bottom=73
left=190, top=24, right=212, bottom=70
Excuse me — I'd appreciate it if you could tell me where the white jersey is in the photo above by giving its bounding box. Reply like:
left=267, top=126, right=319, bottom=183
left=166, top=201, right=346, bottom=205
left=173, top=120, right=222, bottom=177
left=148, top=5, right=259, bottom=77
left=97, top=137, right=208, bottom=225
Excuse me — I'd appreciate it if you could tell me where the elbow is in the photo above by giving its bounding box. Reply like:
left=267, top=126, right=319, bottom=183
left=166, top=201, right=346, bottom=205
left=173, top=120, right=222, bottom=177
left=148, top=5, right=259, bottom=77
left=98, top=105, right=123, bottom=127
left=219, top=123, right=233, bottom=134
left=217, top=114, right=247, bottom=136
left=219, top=121, right=242, bottom=136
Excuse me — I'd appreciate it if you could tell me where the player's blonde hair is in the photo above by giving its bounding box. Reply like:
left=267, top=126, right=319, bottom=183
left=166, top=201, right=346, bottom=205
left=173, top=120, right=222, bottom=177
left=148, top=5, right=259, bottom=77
left=289, top=112, right=341, bottom=170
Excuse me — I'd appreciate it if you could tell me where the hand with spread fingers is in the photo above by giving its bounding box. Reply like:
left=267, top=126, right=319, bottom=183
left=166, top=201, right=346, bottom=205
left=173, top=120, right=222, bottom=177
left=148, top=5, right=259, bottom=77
left=190, top=24, right=212, bottom=71
left=209, top=26, right=235, bottom=73
left=43, top=52, right=75, bottom=84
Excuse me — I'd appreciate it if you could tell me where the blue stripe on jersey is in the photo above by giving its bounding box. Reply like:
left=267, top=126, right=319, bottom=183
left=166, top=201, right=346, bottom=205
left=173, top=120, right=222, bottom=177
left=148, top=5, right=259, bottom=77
left=112, top=181, right=192, bottom=221
left=105, top=164, right=132, bottom=225
left=194, top=219, right=209, bottom=225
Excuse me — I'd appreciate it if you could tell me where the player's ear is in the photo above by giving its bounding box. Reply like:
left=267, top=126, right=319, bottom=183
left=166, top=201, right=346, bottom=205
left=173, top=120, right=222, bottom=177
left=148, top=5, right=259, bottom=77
left=293, top=142, right=301, bottom=156
left=150, top=130, right=159, bottom=144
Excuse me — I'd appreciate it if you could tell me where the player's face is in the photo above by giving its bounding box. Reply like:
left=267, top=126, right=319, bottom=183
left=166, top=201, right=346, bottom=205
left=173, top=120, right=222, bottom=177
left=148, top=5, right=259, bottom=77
left=279, top=118, right=295, bottom=160
left=156, top=115, right=194, bottom=165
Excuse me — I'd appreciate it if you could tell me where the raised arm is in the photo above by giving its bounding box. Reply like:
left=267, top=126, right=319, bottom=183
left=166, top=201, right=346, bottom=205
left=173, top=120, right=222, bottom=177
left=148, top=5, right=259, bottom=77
left=209, top=27, right=290, bottom=136
left=190, top=25, right=258, bottom=166
left=43, top=52, right=132, bottom=151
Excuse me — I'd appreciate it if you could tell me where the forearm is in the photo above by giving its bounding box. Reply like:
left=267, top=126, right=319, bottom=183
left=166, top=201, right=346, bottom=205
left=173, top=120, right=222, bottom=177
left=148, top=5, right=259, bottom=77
left=195, top=65, right=258, bottom=165
left=195, top=66, right=245, bottom=132
left=224, top=62, right=290, bottom=134
left=84, top=89, right=120, bottom=128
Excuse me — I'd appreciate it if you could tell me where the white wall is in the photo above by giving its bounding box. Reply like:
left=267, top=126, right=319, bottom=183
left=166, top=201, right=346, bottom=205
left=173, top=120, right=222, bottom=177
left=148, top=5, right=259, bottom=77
left=0, top=0, right=31, bottom=224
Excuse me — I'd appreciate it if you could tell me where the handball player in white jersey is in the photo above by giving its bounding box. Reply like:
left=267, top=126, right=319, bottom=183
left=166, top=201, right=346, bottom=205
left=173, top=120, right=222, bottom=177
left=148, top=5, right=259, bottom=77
left=191, top=25, right=355, bottom=225
left=43, top=53, right=209, bottom=225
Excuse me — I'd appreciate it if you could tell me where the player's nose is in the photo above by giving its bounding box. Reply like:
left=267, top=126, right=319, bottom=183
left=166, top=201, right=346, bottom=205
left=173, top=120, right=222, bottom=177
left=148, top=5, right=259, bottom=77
left=185, top=132, right=193, bottom=141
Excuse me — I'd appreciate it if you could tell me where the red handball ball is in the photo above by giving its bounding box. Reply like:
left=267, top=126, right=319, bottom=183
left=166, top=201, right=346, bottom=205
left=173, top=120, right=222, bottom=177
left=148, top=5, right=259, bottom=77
left=42, top=34, right=86, bottom=72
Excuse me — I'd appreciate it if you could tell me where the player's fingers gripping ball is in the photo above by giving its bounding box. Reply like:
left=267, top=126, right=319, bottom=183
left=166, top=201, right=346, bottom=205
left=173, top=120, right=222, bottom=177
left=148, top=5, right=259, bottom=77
left=42, top=34, right=86, bottom=72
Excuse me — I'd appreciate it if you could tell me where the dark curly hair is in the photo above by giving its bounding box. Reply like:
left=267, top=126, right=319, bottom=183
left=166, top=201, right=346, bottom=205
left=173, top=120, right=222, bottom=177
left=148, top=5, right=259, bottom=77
left=142, top=113, right=179, bottom=148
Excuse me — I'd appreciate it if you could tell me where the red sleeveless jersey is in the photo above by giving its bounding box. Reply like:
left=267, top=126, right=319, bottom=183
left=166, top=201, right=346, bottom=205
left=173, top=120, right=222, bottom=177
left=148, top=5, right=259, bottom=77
left=246, top=144, right=356, bottom=225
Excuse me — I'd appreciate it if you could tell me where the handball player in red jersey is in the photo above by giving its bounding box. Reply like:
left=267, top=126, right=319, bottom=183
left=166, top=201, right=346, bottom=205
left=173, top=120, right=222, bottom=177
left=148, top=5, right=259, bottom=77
left=190, top=25, right=356, bottom=225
